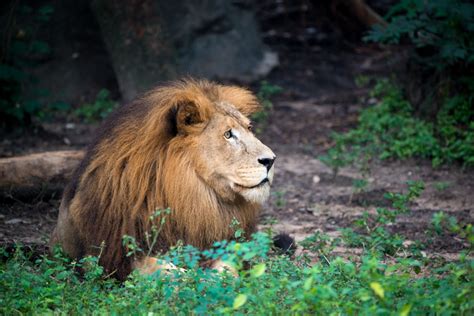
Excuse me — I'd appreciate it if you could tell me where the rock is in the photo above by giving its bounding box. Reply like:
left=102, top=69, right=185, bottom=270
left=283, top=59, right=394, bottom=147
left=91, top=0, right=278, bottom=101
left=312, top=175, right=321, bottom=184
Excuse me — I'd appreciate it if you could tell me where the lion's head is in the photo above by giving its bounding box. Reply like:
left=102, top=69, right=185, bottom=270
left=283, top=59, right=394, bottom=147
left=174, top=97, right=275, bottom=204
left=51, top=79, right=275, bottom=279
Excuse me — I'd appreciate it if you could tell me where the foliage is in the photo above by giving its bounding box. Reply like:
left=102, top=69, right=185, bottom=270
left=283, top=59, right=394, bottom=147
left=0, top=4, right=61, bottom=127
left=271, top=190, right=287, bottom=208
left=365, top=0, right=474, bottom=129
left=1, top=184, right=473, bottom=314
left=364, top=0, right=474, bottom=167
left=320, top=79, right=474, bottom=171
left=366, top=0, right=474, bottom=68
left=348, top=178, right=369, bottom=204
left=433, top=181, right=451, bottom=192
left=431, top=211, right=474, bottom=245
left=74, top=89, right=117, bottom=123
left=341, top=181, right=425, bottom=256
left=252, top=81, right=282, bottom=133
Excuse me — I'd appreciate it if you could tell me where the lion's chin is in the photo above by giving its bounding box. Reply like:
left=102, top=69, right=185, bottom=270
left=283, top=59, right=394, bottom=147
left=238, top=183, right=271, bottom=205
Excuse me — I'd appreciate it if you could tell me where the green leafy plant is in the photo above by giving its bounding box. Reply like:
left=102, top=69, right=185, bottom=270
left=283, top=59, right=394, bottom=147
left=341, top=181, right=424, bottom=256
left=123, top=208, right=171, bottom=258
left=433, top=181, right=451, bottom=191
left=355, top=75, right=371, bottom=88
left=366, top=0, right=474, bottom=68
left=271, top=190, right=286, bottom=208
left=363, top=1, right=474, bottom=166
left=319, top=137, right=355, bottom=177
left=431, top=211, right=474, bottom=248
left=229, top=217, right=245, bottom=240
left=320, top=79, right=474, bottom=168
left=300, top=231, right=341, bottom=265
left=252, top=81, right=282, bottom=133
left=74, top=89, right=117, bottom=122
left=1, top=183, right=473, bottom=314
left=349, top=178, right=369, bottom=204
left=1, top=221, right=473, bottom=314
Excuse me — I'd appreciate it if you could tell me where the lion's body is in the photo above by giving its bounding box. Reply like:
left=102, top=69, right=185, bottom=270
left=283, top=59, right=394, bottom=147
left=51, top=80, right=275, bottom=279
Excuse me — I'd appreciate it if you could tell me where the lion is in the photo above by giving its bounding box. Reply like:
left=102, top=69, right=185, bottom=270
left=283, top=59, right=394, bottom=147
left=50, top=79, right=276, bottom=280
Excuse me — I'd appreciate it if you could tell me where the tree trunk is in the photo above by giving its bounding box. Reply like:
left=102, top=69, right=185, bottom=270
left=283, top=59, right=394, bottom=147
left=0, top=150, right=84, bottom=201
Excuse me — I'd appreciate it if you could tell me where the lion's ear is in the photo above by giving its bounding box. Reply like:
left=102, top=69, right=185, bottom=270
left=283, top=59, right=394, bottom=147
left=176, top=101, right=206, bottom=134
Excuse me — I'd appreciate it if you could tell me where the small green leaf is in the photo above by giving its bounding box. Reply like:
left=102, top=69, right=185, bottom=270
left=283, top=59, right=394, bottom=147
left=303, top=277, right=313, bottom=291
left=370, top=282, right=385, bottom=299
left=250, top=263, right=266, bottom=278
left=233, top=294, right=247, bottom=310
left=400, top=304, right=412, bottom=316
left=234, top=229, right=242, bottom=238
left=56, top=271, right=70, bottom=280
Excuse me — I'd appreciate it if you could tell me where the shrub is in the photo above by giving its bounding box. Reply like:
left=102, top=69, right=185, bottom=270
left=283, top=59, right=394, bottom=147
left=366, top=0, right=474, bottom=69
left=74, top=89, right=117, bottom=122
left=341, top=180, right=425, bottom=256
left=320, top=79, right=474, bottom=169
left=252, top=81, right=282, bottom=133
left=1, top=183, right=473, bottom=314
left=362, top=1, right=474, bottom=167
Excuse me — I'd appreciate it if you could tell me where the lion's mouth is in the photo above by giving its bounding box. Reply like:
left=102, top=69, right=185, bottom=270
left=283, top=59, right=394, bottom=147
left=236, top=178, right=269, bottom=189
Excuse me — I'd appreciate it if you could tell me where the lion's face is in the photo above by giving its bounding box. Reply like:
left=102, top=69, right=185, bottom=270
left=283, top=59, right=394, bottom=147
left=189, top=101, right=275, bottom=204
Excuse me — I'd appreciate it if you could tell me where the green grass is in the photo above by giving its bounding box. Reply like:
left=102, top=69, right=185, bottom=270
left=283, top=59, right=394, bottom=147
left=1, top=183, right=473, bottom=314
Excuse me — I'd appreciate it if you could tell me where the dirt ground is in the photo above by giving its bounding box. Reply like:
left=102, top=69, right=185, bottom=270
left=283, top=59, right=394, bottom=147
left=0, top=31, right=472, bottom=261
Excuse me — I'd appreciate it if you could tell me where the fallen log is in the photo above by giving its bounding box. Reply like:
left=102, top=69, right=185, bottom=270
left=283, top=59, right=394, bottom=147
left=0, top=150, right=84, bottom=201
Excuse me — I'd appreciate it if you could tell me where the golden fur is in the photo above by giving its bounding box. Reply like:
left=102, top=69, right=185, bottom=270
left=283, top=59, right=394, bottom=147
left=51, top=79, right=275, bottom=280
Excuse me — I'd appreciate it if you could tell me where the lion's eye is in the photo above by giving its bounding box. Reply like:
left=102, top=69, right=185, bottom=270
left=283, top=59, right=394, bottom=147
left=224, top=130, right=232, bottom=139
left=248, top=124, right=253, bottom=131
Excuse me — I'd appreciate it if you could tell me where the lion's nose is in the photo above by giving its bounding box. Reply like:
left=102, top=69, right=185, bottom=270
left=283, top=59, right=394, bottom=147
left=258, top=156, right=276, bottom=172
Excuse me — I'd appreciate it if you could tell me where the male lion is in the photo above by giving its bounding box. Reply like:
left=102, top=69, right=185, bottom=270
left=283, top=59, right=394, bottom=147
left=51, top=79, right=276, bottom=280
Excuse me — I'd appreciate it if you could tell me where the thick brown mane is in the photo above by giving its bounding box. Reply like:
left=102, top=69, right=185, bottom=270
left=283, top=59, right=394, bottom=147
left=58, top=79, right=262, bottom=279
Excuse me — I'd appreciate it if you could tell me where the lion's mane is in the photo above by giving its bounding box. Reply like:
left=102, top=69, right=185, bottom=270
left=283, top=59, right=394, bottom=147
left=56, top=80, right=262, bottom=279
